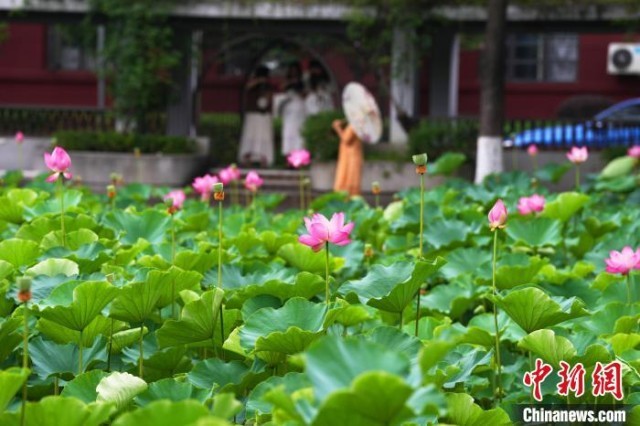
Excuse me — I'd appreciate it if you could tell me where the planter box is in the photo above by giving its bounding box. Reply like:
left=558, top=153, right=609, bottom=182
left=310, top=161, right=446, bottom=193
left=69, top=151, right=207, bottom=188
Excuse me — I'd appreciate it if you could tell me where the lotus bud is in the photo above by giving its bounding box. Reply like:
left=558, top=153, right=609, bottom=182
left=17, top=277, right=32, bottom=303
left=371, top=181, right=381, bottom=195
left=213, top=182, right=225, bottom=201
left=412, top=153, right=428, bottom=174
left=488, top=199, right=508, bottom=231
left=107, top=184, right=116, bottom=199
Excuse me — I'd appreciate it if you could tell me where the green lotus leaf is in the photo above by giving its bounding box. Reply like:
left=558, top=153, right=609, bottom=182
left=492, top=287, right=589, bottom=333
left=518, top=329, right=577, bottom=367
left=112, top=400, right=229, bottom=426
left=103, top=209, right=171, bottom=245
left=60, top=370, right=108, bottom=403
left=419, top=341, right=456, bottom=373
left=534, top=162, right=572, bottom=183
left=109, top=279, right=172, bottom=324
left=364, top=326, right=423, bottom=360
left=0, top=259, right=14, bottom=281
left=506, top=217, right=563, bottom=247
left=172, top=250, right=217, bottom=274
left=438, top=345, right=492, bottom=389
left=187, top=358, right=252, bottom=394
left=428, top=152, right=466, bottom=176
left=423, top=218, right=471, bottom=250
left=0, top=188, right=38, bottom=224
left=211, top=392, right=243, bottom=420
left=340, top=258, right=446, bottom=313
left=440, top=247, right=491, bottom=280
left=225, top=272, right=325, bottom=309
left=96, top=371, right=148, bottom=409
left=246, top=372, right=310, bottom=419
left=541, top=192, right=590, bottom=222
left=313, top=371, right=415, bottom=426
left=23, top=189, right=82, bottom=217
left=608, top=333, right=640, bottom=357
left=111, top=327, right=148, bottom=354
left=0, top=367, right=30, bottom=412
left=421, top=278, right=477, bottom=319
left=0, top=318, right=22, bottom=364
left=0, top=395, right=115, bottom=426
left=26, top=258, right=79, bottom=277
left=37, top=281, right=118, bottom=332
left=305, top=336, right=410, bottom=400
left=16, top=214, right=99, bottom=242
left=239, top=297, right=326, bottom=354
left=0, top=238, right=40, bottom=268
left=40, top=228, right=99, bottom=251
left=37, top=315, right=123, bottom=346
left=122, top=340, right=192, bottom=381
left=135, top=378, right=208, bottom=406
left=600, top=155, right=637, bottom=180
left=156, top=289, right=224, bottom=348
left=446, top=393, right=511, bottom=426
left=277, top=243, right=341, bottom=274
left=29, top=336, right=107, bottom=379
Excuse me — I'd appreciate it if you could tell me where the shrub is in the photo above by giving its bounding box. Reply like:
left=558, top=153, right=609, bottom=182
left=301, top=111, right=345, bottom=162
left=408, top=119, right=478, bottom=161
left=53, top=131, right=196, bottom=154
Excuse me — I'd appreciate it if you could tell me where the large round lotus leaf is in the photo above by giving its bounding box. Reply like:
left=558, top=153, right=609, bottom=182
left=506, top=218, right=563, bottom=247
left=600, top=155, right=637, bottom=180
left=362, top=326, right=423, bottom=360
left=60, top=370, right=108, bottom=403
left=491, top=287, right=588, bottom=333
left=37, top=281, right=118, bottom=331
left=239, top=297, right=326, bottom=354
left=40, top=228, right=99, bottom=251
left=109, top=279, right=172, bottom=324
left=0, top=367, right=29, bottom=411
left=26, top=258, right=79, bottom=277
left=156, top=289, right=224, bottom=348
left=29, top=336, right=107, bottom=380
left=277, top=243, right=342, bottom=274
left=518, top=329, right=577, bottom=368
left=305, top=336, right=411, bottom=400
left=423, top=218, right=471, bottom=250
left=96, top=372, right=148, bottom=409
left=428, top=152, right=466, bottom=176
left=0, top=318, right=22, bottom=364
left=147, top=266, right=202, bottom=308
left=0, top=238, right=40, bottom=268
left=112, top=400, right=228, bottom=426
left=540, top=192, right=590, bottom=222
left=23, top=189, right=83, bottom=219
left=440, top=247, right=491, bottom=280
left=37, top=315, right=120, bottom=347
left=339, top=258, right=446, bottom=313
left=0, top=188, right=38, bottom=224
left=187, top=359, right=250, bottom=393
left=103, top=209, right=171, bottom=245
left=246, top=373, right=311, bottom=418
left=313, top=372, right=415, bottom=426
left=446, top=393, right=511, bottom=426
left=135, top=378, right=208, bottom=406
left=0, top=396, right=114, bottom=426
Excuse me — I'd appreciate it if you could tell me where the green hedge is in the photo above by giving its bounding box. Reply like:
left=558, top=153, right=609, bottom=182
left=301, top=111, right=345, bottom=162
left=408, top=119, right=478, bottom=160
left=53, top=131, right=196, bottom=154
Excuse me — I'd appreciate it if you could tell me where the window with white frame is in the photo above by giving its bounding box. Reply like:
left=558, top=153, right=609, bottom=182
left=506, top=33, right=578, bottom=82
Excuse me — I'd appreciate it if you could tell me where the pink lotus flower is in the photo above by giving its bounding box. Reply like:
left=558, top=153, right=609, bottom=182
left=298, top=212, right=354, bottom=252
left=44, top=147, right=72, bottom=183
left=527, top=144, right=538, bottom=156
left=244, top=171, right=264, bottom=192
left=219, top=164, right=241, bottom=184
left=164, top=189, right=186, bottom=213
left=15, top=131, right=24, bottom=144
left=628, top=146, right=640, bottom=159
left=517, top=194, right=545, bottom=215
left=567, top=146, right=588, bottom=164
left=488, top=199, right=508, bottom=231
left=287, top=149, right=311, bottom=168
left=192, top=174, right=219, bottom=200
left=605, top=246, right=640, bottom=275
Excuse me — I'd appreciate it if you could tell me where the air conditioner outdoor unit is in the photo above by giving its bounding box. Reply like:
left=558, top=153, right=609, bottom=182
left=608, top=43, right=640, bottom=75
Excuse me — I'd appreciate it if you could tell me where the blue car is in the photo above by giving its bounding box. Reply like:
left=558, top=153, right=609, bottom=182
left=508, top=98, right=640, bottom=149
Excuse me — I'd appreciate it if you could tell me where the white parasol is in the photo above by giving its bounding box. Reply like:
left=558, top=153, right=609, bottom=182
left=341, top=82, right=382, bottom=144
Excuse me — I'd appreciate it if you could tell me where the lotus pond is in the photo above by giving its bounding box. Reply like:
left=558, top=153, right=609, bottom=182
left=0, top=159, right=639, bottom=426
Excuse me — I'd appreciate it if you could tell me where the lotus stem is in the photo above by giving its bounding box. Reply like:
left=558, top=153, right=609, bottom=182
left=232, top=180, right=239, bottom=205
left=54, top=376, right=59, bottom=396
left=375, top=193, right=380, bottom=209
left=20, top=301, right=29, bottom=426
left=58, top=178, right=66, bottom=248
left=491, top=230, right=503, bottom=403
left=78, top=329, right=83, bottom=375
left=415, top=172, right=425, bottom=337
left=138, top=325, right=144, bottom=379
left=575, top=164, right=580, bottom=191
left=107, top=318, right=114, bottom=371
left=627, top=274, right=632, bottom=306
left=299, top=169, right=305, bottom=212
left=217, top=198, right=225, bottom=358
left=325, top=242, right=330, bottom=306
